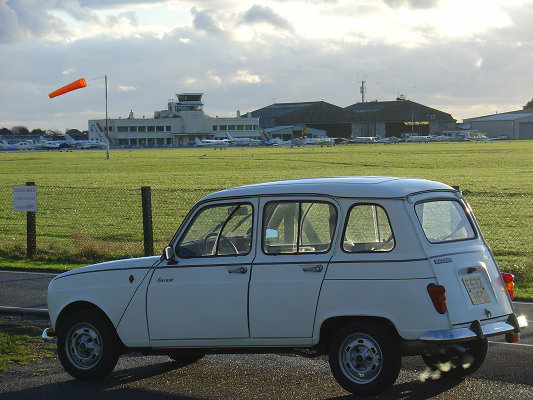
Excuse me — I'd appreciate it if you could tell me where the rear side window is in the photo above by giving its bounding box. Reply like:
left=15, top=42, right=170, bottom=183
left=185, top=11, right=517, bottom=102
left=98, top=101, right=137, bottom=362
left=415, top=200, right=476, bottom=243
left=343, top=204, right=395, bottom=252
left=263, top=201, right=337, bottom=254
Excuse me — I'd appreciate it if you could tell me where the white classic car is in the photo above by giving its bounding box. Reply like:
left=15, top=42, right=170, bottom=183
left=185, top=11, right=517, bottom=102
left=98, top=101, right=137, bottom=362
left=44, top=177, right=527, bottom=396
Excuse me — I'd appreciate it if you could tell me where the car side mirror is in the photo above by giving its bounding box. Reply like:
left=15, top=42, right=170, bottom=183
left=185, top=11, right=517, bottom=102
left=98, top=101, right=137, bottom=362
left=163, top=246, right=175, bottom=262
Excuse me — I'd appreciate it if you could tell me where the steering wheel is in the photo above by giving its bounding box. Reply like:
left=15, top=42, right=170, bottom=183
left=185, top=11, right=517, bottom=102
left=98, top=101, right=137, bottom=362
left=203, top=232, right=239, bottom=255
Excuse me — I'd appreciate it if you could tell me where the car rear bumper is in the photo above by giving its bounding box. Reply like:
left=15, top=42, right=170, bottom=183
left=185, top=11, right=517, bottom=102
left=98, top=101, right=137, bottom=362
left=420, top=313, right=527, bottom=343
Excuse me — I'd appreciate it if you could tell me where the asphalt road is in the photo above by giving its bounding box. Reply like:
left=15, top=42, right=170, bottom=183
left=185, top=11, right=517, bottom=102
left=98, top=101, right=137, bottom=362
left=0, top=270, right=532, bottom=399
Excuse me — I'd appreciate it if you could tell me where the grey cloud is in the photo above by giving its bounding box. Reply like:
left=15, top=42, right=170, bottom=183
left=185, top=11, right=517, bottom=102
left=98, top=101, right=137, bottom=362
left=77, top=0, right=170, bottom=8
left=241, top=5, right=294, bottom=32
left=0, top=0, right=70, bottom=44
left=191, top=7, right=230, bottom=38
left=383, top=0, right=439, bottom=9
left=58, top=0, right=99, bottom=23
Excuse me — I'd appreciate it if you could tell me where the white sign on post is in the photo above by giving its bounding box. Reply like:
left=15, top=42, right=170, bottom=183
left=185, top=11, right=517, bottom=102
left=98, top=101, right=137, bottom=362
left=13, top=185, right=37, bottom=212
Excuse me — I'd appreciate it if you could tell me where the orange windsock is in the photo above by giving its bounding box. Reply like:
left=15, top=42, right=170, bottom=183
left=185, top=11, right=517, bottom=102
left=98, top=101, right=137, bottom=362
left=48, top=78, right=87, bottom=99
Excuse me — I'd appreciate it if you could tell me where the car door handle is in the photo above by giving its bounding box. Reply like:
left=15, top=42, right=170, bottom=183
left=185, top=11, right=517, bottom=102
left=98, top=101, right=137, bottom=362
left=302, top=265, right=323, bottom=273
left=228, top=267, right=248, bottom=274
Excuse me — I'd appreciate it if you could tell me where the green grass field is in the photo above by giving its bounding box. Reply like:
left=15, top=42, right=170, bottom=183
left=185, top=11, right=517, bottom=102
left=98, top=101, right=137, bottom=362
left=0, top=141, right=532, bottom=297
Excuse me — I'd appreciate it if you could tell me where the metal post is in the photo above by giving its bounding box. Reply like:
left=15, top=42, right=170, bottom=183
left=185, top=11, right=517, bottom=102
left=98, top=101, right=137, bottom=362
left=105, top=74, right=109, bottom=160
left=141, top=186, right=153, bottom=256
left=26, top=182, right=36, bottom=259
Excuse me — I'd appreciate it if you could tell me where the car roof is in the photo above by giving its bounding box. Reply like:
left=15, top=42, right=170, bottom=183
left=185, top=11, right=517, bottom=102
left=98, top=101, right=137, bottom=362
left=201, top=176, right=455, bottom=201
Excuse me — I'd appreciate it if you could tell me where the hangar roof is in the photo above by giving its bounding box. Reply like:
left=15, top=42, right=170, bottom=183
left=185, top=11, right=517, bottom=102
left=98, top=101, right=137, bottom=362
left=345, top=100, right=455, bottom=122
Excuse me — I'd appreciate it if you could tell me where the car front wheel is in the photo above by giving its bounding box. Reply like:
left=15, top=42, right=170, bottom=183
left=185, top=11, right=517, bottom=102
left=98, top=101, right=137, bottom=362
left=328, top=321, right=401, bottom=396
left=57, top=309, right=119, bottom=379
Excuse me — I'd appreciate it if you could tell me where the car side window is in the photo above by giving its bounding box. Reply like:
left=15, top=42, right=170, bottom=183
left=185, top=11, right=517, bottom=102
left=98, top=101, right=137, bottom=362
left=177, top=203, right=253, bottom=257
left=343, top=204, right=395, bottom=252
left=263, top=201, right=337, bottom=254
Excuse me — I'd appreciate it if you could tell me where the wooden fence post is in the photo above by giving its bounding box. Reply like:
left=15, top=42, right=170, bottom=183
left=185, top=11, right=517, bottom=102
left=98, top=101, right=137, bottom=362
left=26, top=182, right=36, bottom=259
left=141, top=186, right=154, bottom=256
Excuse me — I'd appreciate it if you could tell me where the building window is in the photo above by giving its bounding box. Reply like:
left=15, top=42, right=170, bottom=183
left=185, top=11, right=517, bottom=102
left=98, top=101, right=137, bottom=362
left=147, top=126, right=155, bottom=132
left=117, top=126, right=128, bottom=132
left=219, top=125, right=227, bottom=131
left=129, top=126, right=137, bottom=132
left=253, top=125, right=258, bottom=130
left=166, top=126, right=171, bottom=132
left=228, top=125, right=236, bottom=131
left=156, top=126, right=164, bottom=132
left=237, top=125, right=244, bottom=130
left=138, top=126, right=146, bottom=132
left=213, top=125, right=218, bottom=131
left=246, top=125, right=252, bottom=130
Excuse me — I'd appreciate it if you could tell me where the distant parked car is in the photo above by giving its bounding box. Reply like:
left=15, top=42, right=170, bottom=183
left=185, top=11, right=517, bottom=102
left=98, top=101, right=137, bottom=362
left=44, top=177, right=527, bottom=396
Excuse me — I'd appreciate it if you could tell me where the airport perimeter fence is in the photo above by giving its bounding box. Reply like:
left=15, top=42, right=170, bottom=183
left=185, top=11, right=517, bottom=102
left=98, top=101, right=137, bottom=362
left=0, top=184, right=531, bottom=280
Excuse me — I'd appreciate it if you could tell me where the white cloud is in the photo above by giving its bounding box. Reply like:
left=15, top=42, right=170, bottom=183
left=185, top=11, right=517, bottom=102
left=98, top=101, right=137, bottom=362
left=232, top=70, right=261, bottom=84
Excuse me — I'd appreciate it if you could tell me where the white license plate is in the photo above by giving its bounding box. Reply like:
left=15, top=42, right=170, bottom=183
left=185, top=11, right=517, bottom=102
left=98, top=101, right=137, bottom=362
left=462, top=275, right=491, bottom=305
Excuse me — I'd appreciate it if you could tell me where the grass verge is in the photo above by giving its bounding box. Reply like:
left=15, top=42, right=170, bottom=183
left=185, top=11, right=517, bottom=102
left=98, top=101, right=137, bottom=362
left=0, top=324, right=54, bottom=375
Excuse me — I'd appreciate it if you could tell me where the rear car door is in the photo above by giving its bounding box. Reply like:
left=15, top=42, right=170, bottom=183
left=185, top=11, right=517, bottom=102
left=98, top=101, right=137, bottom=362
left=249, top=197, right=339, bottom=339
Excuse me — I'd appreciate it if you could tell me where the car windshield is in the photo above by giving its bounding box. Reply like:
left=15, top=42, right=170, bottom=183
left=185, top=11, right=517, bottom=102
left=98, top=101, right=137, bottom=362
left=415, top=199, right=476, bottom=243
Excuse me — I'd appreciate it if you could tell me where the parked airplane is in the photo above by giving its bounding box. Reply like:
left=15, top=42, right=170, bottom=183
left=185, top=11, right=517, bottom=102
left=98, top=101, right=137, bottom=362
left=40, top=137, right=72, bottom=150
left=348, top=136, right=379, bottom=144
left=292, top=136, right=334, bottom=146
left=376, top=137, right=402, bottom=144
left=64, top=134, right=107, bottom=149
left=194, top=137, right=230, bottom=148
left=264, top=138, right=293, bottom=147
left=405, top=135, right=431, bottom=143
left=226, top=132, right=261, bottom=146
left=1, top=140, right=40, bottom=150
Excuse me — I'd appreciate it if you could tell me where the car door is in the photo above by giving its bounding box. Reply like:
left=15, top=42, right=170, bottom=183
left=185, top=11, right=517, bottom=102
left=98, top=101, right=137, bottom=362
left=147, top=200, right=256, bottom=341
left=249, top=197, right=339, bottom=339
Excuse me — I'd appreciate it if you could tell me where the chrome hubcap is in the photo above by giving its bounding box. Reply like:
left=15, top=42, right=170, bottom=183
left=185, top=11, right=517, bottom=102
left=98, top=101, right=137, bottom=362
left=66, top=322, right=103, bottom=370
left=339, top=333, right=383, bottom=383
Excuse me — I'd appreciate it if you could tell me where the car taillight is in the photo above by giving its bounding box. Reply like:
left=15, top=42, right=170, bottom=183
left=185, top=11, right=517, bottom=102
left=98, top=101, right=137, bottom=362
left=501, top=273, right=515, bottom=300
left=427, top=283, right=447, bottom=314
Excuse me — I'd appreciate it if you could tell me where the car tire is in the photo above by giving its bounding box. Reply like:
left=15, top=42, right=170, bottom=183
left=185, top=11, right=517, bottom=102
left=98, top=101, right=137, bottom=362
left=57, top=309, right=120, bottom=379
left=328, top=321, right=401, bottom=396
left=421, top=338, right=488, bottom=378
left=167, top=352, right=204, bottom=367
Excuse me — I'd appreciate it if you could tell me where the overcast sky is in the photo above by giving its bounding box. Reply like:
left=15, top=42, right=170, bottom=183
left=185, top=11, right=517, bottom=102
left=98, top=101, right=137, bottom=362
left=1, top=0, right=532, bottom=132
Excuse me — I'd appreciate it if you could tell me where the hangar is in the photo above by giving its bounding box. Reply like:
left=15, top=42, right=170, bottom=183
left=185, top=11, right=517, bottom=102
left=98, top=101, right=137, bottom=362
left=464, top=110, right=533, bottom=140
left=249, top=101, right=357, bottom=138
left=250, top=98, right=456, bottom=139
left=345, top=98, right=456, bottom=138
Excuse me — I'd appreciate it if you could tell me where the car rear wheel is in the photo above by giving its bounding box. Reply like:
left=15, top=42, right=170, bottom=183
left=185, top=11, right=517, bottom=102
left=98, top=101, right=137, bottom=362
left=328, top=321, right=401, bottom=396
left=57, top=309, right=119, bottom=379
left=421, top=338, right=488, bottom=378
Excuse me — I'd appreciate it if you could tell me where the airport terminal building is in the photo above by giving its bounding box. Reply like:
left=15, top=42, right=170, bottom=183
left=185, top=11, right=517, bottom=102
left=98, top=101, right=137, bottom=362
left=88, top=93, right=261, bottom=147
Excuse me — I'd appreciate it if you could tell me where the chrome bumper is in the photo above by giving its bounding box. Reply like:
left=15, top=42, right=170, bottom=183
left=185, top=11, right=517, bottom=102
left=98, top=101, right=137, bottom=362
left=420, top=314, right=527, bottom=343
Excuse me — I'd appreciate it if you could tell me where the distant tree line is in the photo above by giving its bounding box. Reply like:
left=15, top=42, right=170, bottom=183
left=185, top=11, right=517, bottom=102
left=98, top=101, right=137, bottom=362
left=524, top=98, right=533, bottom=109
left=0, top=126, right=59, bottom=136
left=0, top=126, right=81, bottom=136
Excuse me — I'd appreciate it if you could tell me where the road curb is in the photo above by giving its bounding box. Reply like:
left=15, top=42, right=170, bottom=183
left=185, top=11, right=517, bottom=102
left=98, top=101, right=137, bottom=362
left=0, top=306, right=48, bottom=317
